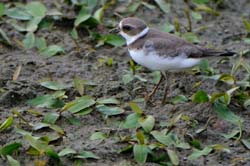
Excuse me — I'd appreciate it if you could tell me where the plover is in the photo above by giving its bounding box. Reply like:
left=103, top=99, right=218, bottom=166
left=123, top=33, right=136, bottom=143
left=115, top=17, right=235, bottom=103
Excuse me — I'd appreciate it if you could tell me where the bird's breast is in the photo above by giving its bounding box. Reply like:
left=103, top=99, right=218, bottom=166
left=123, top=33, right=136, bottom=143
left=128, top=49, right=201, bottom=71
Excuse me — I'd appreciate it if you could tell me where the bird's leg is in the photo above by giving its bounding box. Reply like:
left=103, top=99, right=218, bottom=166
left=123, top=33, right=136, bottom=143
left=145, top=72, right=165, bottom=102
left=161, top=72, right=170, bottom=105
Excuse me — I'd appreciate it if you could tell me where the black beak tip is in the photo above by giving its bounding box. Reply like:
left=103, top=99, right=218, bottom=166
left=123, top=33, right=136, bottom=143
left=109, top=27, right=120, bottom=33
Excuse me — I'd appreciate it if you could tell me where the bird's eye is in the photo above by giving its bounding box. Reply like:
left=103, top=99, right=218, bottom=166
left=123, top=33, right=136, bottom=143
left=123, top=25, right=132, bottom=31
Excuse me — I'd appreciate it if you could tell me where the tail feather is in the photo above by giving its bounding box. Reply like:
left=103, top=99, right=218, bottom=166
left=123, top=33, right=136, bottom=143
left=218, top=51, right=237, bottom=57
left=203, top=48, right=237, bottom=57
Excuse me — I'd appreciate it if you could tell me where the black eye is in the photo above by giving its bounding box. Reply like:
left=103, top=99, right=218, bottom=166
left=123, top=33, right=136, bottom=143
left=123, top=25, right=132, bottom=31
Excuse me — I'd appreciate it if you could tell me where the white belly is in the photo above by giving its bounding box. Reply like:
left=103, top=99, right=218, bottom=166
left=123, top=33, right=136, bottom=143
left=128, top=49, right=201, bottom=71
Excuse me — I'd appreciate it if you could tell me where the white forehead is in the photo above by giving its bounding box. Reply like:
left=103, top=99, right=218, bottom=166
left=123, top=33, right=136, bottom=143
left=119, top=21, right=122, bottom=29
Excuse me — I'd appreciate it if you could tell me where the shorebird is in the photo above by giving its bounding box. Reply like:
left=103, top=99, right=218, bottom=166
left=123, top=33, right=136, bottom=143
left=114, top=17, right=235, bottom=103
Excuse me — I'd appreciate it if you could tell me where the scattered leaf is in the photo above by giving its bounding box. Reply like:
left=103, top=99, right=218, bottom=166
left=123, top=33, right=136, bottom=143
left=191, top=90, right=209, bottom=103
left=43, top=112, right=60, bottom=124
left=133, top=144, right=148, bottom=163
left=90, top=132, right=106, bottom=141
left=58, top=148, right=77, bottom=157
left=167, top=149, right=179, bottom=166
left=27, top=94, right=64, bottom=109
left=0, top=142, right=22, bottom=156
left=151, top=131, right=175, bottom=146
left=97, top=98, right=120, bottom=105
left=22, top=32, right=35, bottom=49
left=61, top=96, right=95, bottom=114
left=188, top=146, right=213, bottom=160
left=74, top=6, right=91, bottom=27
left=25, top=1, right=47, bottom=18
left=123, top=113, right=140, bottom=129
left=0, top=28, right=11, bottom=45
left=171, top=95, right=188, bottom=104
left=96, top=105, right=124, bottom=116
left=40, top=45, right=64, bottom=57
left=139, top=115, right=155, bottom=132
left=75, top=151, right=100, bottom=159
left=7, top=155, right=20, bottom=166
left=0, top=116, right=14, bottom=132
left=154, top=0, right=170, bottom=13
left=40, top=81, right=66, bottom=90
left=129, top=102, right=143, bottom=114
left=241, top=139, right=250, bottom=150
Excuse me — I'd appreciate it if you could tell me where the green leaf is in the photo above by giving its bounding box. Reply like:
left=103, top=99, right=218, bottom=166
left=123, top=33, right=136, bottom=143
left=122, top=73, right=134, bottom=84
left=70, top=28, right=79, bottom=40
left=128, top=2, right=141, bottom=13
left=5, top=7, right=32, bottom=20
left=241, top=139, right=250, bottom=150
left=75, top=151, right=100, bottom=159
left=73, top=77, right=84, bottom=96
left=40, top=81, right=66, bottom=90
left=195, top=4, right=219, bottom=16
left=136, top=131, right=145, bottom=144
left=167, top=149, right=179, bottom=166
left=129, top=102, right=143, bottom=114
left=103, top=34, right=125, bottom=47
left=27, top=94, right=64, bottom=109
left=0, top=28, right=11, bottom=45
left=93, top=7, right=104, bottom=23
left=43, top=112, right=60, bottom=124
left=62, top=96, right=96, bottom=114
left=76, top=107, right=93, bottom=115
left=26, top=17, right=42, bottom=32
left=183, top=32, right=200, bottom=43
left=26, top=1, right=47, bottom=18
left=35, top=37, right=47, bottom=51
left=33, top=122, right=50, bottom=130
left=161, top=23, right=175, bottom=33
left=191, top=90, right=209, bottom=103
left=244, top=99, right=250, bottom=109
left=213, top=101, right=242, bottom=125
left=154, top=0, right=170, bottom=13
left=0, top=143, right=22, bottom=156
left=171, top=95, right=188, bottom=104
left=243, top=38, right=250, bottom=44
left=123, top=113, right=140, bottom=129
left=188, top=146, right=213, bottom=160
left=65, top=116, right=81, bottom=125
left=0, top=116, right=14, bottom=132
left=97, top=98, right=120, bottom=105
left=151, top=131, right=175, bottom=146
left=46, top=148, right=60, bottom=160
left=133, top=144, right=148, bottom=163
left=139, top=115, right=155, bottom=132
left=90, top=132, right=106, bottom=141
left=24, top=134, right=49, bottom=153
left=192, top=0, right=209, bottom=4
left=96, top=105, right=124, bottom=116
left=7, top=155, right=20, bottom=166
left=191, top=11, right=202, bottom=21
left=74, top=6, right=91, bottom=27
left=242, top=17, right=250, bottom=33
left=41, top=45, right=64, bottom=57
left=22, top=32, right=35, bottom=49
left=58, top=148, right=77, bottom=157
left=49, top=124, right=64, bottom=134
left=0, top=3, right=5, bottom=17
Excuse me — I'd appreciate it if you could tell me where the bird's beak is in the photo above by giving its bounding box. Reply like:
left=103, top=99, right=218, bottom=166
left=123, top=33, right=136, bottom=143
left=109, top=26, right=120, bottom=33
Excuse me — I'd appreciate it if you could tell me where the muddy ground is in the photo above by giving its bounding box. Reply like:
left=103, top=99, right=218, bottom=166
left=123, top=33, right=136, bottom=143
left=1, top=0, right=250, bottom=165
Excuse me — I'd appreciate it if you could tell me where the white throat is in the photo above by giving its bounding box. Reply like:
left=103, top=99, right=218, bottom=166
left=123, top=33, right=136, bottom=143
left=120, top=27, right=149, bottom=45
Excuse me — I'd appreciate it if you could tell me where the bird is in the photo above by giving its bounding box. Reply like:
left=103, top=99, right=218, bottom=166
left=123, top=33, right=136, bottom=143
left=114, top=17, right=236, bottom=103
